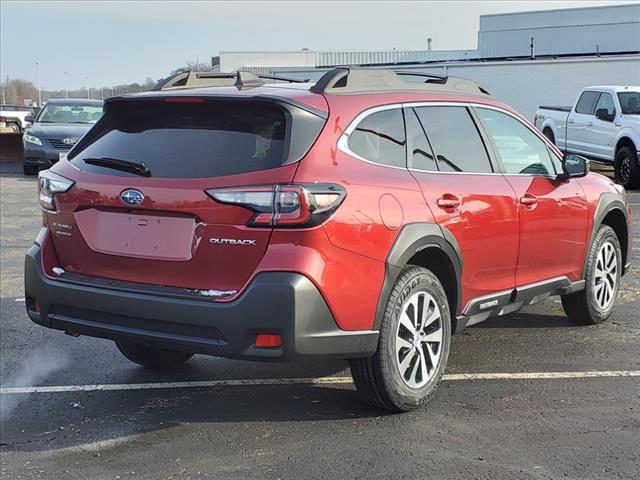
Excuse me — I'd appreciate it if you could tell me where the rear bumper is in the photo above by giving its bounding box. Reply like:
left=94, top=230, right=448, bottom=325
left=24, top=245, right=378, bottom=361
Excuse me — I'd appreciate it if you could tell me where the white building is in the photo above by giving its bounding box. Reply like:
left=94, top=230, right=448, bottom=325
left=218, top=3, right=640, bottom=119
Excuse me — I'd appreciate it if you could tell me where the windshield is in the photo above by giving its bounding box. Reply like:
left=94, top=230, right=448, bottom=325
left=617, top=92, right=640, bottom=115
left=36, top=103, right=103, bottom=124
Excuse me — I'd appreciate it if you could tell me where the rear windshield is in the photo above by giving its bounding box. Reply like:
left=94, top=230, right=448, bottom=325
left=70, top=100, right=292, bottom=178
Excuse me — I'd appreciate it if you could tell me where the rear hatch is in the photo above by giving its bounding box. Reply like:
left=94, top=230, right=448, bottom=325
left=45, top=94, right=326, bottom=299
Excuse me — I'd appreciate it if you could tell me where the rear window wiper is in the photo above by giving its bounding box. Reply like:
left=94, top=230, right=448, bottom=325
left=82, top=157, right=151, bottom=177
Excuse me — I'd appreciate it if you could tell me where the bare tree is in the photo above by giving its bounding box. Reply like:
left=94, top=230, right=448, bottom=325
left=0, top=77, right=38, bottom=105
left=171, top=60, right=212, bottom=75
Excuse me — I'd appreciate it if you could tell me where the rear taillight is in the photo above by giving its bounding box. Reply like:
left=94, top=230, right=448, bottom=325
left=38, top=170, right=74, bottom=211
left=205, top=183, right=346, bottom=228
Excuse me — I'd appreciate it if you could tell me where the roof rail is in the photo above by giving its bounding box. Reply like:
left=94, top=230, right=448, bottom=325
left=153, top=71, right=309, bottom=91
left=309, top=67, right=491, bottom=96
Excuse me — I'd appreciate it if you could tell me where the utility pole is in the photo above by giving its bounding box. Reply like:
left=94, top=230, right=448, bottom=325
left=35, top=61, right=42, bottom=106
left=86, top=77, right=90, bottom=99
left=64, top=71, right=68, bottom=98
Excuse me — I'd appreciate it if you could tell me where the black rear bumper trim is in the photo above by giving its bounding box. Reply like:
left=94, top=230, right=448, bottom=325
left=25, top=245, right=378, bottom=361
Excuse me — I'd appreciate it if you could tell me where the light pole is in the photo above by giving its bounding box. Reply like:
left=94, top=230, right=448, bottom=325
left=64, top=71, right=68, bottom=98
left=35, top=61, right=42, bottom=106
left=86, top=76, right=90, bottom=99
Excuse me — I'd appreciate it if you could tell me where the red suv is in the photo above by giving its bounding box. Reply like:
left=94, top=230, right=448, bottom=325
left=25, top=69, right=632, bottom=411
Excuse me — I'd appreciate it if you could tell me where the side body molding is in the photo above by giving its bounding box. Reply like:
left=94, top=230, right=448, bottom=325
left=374, top=223, right=463, bottom=332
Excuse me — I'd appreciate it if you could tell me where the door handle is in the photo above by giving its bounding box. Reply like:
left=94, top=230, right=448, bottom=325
left=437, top=194, right=460, bottom=210
left=519, top=194, right=538, bottom=207
left=567, top=119, right=574, bottom=124
left=587, top=121, right=593, bottom=127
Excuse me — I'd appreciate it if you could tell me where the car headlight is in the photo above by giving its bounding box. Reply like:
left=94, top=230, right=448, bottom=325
left=38, top=170, right=74, bottom=211
left=24, top=134, right=43, bottom=146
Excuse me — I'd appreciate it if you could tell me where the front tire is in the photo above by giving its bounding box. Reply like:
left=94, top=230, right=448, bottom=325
left=116, top=341, right=193, bottom=369
left=614, top=145, right=640, bottom=189
left=350, top=266, right=451, bottom=412
left=561, top=225, right=622, bottom=325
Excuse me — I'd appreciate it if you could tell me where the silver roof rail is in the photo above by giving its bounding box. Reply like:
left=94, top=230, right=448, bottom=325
left=309, top=67, right=491, bottom=97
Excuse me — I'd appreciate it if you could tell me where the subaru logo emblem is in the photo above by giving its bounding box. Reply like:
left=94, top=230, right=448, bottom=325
left=120, top=189, right=144, bottom=206
left=62, top=137, right=77, bottom=145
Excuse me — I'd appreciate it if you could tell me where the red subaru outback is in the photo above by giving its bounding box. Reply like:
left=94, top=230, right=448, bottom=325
left=25, top=69, right=632, bottom=411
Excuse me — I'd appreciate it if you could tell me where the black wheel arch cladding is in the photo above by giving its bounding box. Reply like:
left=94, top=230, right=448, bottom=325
left=374, top=223, right=463, bottom=332
left=588, top=192, right=631, bottom=277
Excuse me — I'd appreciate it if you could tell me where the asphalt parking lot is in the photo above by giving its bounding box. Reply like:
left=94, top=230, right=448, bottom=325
left=1, top=162, right=639, bottom=480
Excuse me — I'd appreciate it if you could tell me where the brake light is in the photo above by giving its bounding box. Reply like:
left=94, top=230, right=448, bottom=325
left=205, top=183, right=346, bottom=228
left=164, top=97, right=205, bottom=103
left=38, top=170, right=74, bottom=211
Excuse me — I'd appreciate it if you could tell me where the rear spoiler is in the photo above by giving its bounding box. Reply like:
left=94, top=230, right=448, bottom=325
left=152, top=71, right=310, bottom=91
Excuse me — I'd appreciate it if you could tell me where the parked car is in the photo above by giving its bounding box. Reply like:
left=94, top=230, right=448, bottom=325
left=534, top=86, right=640, bottom=188
left=0, top=104, right=37, bottom=133
left=22, top=98, right=104, bottom=175
left=24, top=69, right=632, bottom=412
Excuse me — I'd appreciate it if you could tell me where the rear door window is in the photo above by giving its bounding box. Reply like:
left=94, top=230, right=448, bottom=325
left=575, top=91, right=600, bottom=115
left=70, top=100, right=312, bottom=178
left=414, top=106, right=493, bottom=173
left=347, top=108, right=406, bottom=168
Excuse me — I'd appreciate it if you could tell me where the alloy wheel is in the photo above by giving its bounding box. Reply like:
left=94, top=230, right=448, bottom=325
left=594, top=241, right=617, bottom=310
left=395, top=291, right=443, bottom=388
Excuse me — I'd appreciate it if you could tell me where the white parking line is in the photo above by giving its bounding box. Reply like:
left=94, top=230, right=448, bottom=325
left=1, top=370, right=638, bottom=394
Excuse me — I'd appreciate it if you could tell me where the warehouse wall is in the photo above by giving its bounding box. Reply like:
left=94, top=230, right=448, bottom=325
left=404, top=56, right=640, bottom=120
left=278, top=55, right=640, bottom=121
left=478, top=4, right=640, bottom=58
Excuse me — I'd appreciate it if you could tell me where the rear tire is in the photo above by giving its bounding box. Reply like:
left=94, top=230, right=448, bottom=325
left=543, top=128, right=555, bottom=145
left=614, top=145, right=640, bottom=190
left=116, top=341, right=193, bottom=369
left=8, top=123, right=20, bottom=134
left=23, top=164, right=39, bottom=176
left=561, top=225, right=621, bottom=325
left=350, top=266, right=451, bottom=412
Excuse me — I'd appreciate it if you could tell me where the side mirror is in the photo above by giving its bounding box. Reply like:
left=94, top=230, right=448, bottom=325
left=24, top=115, right=35, bottom=124
left=595, top=108, right=615, bottom=122
left=558, top=154, right=589, bottom=181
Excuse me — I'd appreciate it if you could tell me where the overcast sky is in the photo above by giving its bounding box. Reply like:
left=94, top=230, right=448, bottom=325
left=1, top=0, right=636, bottom=90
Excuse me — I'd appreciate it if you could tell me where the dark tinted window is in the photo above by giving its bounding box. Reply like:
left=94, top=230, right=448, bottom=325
left=415, top=106, right=492, bottom=173
left=348, top=108, right=406, bottom=168
left=575, top=91, right=600, bottom=115
left=618, top=92, right=640, bottom=114
left=478, top=108, right=556, bottom=175
left=594, top=93, right=616, bottom=117
left=70, top=101, right=288, bottom=178
left=405, top=108, right=437, bottom=171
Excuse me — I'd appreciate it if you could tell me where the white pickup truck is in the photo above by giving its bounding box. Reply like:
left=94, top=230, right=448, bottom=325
left=534, top=86, right=640, bottom=188
left=0, top=104, right=37, bottom=133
